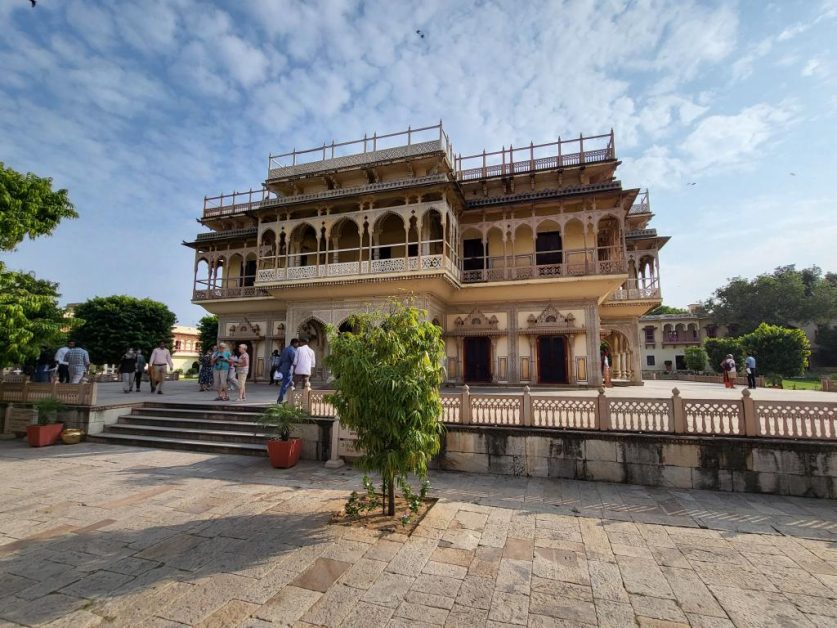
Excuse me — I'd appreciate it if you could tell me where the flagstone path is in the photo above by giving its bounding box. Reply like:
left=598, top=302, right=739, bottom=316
left=0, top=441, right=835, bottom=627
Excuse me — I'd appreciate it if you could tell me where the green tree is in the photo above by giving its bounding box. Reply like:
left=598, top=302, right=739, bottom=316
left=684, top=346, right=707, bottom=372
left=73, top=296, right=176, bottom=364
left=742, top=323, right=810, bottom=378
left=0, top=162, right=78, bottom=251
left=325, top=300, right=445, bottom=517
left=814, top=324, right=837, bottom=367
left=706, top=265, right=837, bottom=335
left=647, top=304, right=689, bottom=315
left=197, top=315, right=219, bottom=353
left=704, top=337, right=744, bottom=373
left=0, top=268, right=70, bottom=367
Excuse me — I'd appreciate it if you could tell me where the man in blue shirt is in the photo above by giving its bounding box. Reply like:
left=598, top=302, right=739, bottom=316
left=276, top=338, right=299, bottom=403
left=745, top=354, right=757, bottom=389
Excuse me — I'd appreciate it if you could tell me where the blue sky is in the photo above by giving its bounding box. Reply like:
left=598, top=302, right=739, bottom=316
left=1, top=0, right=835, bottom=325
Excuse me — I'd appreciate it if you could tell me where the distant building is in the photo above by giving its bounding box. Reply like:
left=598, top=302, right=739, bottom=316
left=171, top=325, right=200, bottom=372
left=639, top=304, right=735, bottom=372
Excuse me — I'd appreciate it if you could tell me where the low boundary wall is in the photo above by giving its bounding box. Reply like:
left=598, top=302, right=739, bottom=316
left=433, top=427, right=836, bottom=498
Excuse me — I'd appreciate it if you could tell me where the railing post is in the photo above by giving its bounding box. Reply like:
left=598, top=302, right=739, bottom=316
left=303, top=380, right=312, bottom=413
left=597, top=388, right=609, bottom=430
left=579, top=133, right=585, bottom=163
left=461, top=385, right=471, bottom=425
left=324, top=417, right=345, bottom=469
left=672, top=387, right=686, bottom=434
left=742, top=389, right=758, bottom=436
left=522, top=385, right=532, bottom=427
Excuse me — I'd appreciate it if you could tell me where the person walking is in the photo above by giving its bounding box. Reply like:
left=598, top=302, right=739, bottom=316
left=148, top=341, right=174, bottom=395
left=722, top=354, right=737, bottom=389
left=745, top=354, right=757, bottom=389
left=134, top=349, right=146, bottom=392
left=198, top=346, right=214, bottom=391
left=119, top=349, right=136, bottom=393
left=65, top=341, right=90, bottom=384
left=268, top=350, right=281, bottom=385
left=55, top=342, right=71, bottom=383
left=212, top=343, right=231, bottom=401
left=293, top=338, right=316, bottom=390
left=35, top=346, right=53, bottom=383
left=276, top=339, right=299, bottom=403
left=235, top=344, right=249, bottom=401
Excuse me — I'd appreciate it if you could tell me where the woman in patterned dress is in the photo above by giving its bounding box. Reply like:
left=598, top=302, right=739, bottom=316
left=198, top=347, right=215, bottom=391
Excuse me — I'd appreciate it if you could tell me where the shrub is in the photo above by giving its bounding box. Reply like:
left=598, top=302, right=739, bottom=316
left=684, top=346, right=707, bottom=372
left=741, top=323, right=810, bottom=378
left=704, top=337, right=744, bottom=373
left=326, top=300, right=444, bottom=518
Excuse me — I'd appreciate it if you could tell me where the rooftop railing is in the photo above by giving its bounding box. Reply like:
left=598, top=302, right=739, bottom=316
left=268, top=122, right=455, bottom=173
left=455, top=131, right=615, bottom=181
left=629, top=189, right=650, bottom=215
left=204, top=125, right=618, bottom=217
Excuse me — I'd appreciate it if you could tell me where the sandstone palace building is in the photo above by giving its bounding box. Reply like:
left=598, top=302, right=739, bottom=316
left=185, top=123, right=668, bottom=387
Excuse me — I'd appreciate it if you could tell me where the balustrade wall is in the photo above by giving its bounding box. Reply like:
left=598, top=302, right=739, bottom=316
left=288, top=383, right=836, bottom=442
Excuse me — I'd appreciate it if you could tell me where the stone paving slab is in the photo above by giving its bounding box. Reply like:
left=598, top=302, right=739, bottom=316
left=0, top=441, right=836, bottom=627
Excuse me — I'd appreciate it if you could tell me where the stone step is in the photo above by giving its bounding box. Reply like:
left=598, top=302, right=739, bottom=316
left=106, top=423, right=271, bottom=445
left=120, top=415, right=265, bottom=432
left=86, top=432, right=266, bottom=456
left=129, top=406, right=267, bottom=422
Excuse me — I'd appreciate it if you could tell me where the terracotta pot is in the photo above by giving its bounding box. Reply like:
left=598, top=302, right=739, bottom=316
left=26, top=423, right=64, bottom=447
left=266, top=438, right=302, bottom=468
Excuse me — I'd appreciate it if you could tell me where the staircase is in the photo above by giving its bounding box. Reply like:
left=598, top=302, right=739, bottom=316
left=87, top=402, right=271, bottom=456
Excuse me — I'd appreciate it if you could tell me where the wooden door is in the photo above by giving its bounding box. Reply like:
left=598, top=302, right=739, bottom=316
left=538, top=336, right=567, bottom=383
left=464, top=337, right=491, bottom=383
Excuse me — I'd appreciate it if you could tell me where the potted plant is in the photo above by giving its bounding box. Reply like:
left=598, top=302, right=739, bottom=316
left=256, top=403, right=312, bottom=468
left=26, top=397, right=66, bottom=447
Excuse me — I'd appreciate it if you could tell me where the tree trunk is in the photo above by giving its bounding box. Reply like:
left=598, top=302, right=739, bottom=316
left=381, top=478, right=387, bottom=516
left=387, top=474, right=395, bottom=517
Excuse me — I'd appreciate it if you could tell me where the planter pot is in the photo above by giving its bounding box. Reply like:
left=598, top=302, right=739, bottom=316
left=26, top=423, right=64, bottom=447
left=266, top=438, right=302, bottom=468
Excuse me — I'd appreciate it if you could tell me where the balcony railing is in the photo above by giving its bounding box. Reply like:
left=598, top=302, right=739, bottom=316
left=202, top=174, right=450, bottom=220
left=629, top=189, right=650, bottom=215
left=456, top=131, right=615, bottom=182
left=193, top=286, right=270, bottom=301
left=255, top=254, right=457, bottom=285
left=609, top=286, right=661, bottom=301
left=461, top=250, right=626, bottom=284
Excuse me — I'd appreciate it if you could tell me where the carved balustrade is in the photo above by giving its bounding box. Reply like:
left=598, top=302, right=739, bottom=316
left=287, top=386, right=836, bottom=443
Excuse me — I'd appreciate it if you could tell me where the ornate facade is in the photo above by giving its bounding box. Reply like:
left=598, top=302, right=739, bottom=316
left=184, top=123, right=668, bottom=385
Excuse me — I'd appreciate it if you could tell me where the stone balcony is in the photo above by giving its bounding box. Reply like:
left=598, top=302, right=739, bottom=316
left=254, top=253, right=459, bottom=287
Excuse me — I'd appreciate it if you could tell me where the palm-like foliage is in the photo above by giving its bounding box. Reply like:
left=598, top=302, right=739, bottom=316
left=257, top=403, right=311, bottom=441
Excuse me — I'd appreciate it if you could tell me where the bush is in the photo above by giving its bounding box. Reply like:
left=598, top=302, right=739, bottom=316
left=704, top=337, right=744, bottom=373
left=742, top=323, right=810, bottom=378
left=684, top=346, right=707, bottom=372
left=325, top=300, right=444, bottom=518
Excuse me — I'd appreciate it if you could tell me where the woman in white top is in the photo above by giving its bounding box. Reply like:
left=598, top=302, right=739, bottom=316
left=236, top=344, right=249, bottom=401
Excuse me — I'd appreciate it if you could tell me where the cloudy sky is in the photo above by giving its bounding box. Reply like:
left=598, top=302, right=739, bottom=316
left=1, top=0, right=835, bottom=325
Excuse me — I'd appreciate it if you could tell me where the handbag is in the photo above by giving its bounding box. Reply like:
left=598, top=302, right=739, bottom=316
left=273, top=371, right=283, bottom=381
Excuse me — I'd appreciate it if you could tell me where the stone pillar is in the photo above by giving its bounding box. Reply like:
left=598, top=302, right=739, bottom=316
left=529, top=336, right=538, bottom=384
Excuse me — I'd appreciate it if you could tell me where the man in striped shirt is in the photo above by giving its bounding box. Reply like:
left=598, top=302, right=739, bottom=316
left=65, top=341, right=90, bottom=384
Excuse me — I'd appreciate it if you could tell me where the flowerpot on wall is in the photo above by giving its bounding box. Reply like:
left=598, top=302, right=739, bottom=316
left=26, top=423, right=64, bottom=447
left=266, top=438, right=302, bottom=468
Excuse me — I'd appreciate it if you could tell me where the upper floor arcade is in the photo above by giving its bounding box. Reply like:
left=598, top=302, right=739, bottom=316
left=187, top=123, right=664, bottom=307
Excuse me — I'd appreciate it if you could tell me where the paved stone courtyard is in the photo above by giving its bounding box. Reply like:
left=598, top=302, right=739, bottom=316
left=93, top=378, right=837, bottom=408
left=1, top=441, right=836, bottom=627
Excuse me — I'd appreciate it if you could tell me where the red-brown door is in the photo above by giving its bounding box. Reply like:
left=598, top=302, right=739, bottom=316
left=464, top=337, right=491, bottom=383
left=538, top=336, right=567, bottom=384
